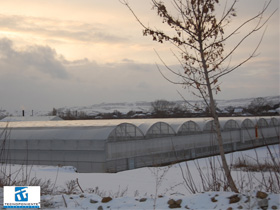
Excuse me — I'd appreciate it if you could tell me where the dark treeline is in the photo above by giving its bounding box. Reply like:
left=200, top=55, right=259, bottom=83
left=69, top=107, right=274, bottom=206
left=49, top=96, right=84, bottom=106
left=50, top=97, right=280, bottom=120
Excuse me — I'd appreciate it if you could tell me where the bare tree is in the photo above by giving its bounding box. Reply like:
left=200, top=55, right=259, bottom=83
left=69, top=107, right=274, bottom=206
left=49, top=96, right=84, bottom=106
left=151, top=99, right=176, bottom=117
left=247, top=97, right=271, bottom=115
left=122, top=0, right=276, bottom=193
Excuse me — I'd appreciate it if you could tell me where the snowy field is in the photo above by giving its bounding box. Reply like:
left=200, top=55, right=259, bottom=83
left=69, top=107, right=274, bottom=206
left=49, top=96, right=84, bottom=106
left=1, top=145, right=279, bottom=209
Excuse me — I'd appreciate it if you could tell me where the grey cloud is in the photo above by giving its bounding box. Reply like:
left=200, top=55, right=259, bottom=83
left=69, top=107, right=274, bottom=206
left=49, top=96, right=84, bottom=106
left=0, top=38, right=68, bottom=79
left=121, top=58, right=135, bottom=63
left=0, top=14, right=127, bottom=44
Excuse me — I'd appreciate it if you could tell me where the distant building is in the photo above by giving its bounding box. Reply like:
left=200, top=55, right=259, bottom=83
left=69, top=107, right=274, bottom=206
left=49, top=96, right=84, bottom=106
left=217, top=109, right=230, bottom=117
left=233, top=108, right=244, bottom=116
left=0, top=116, right=63, bottom=122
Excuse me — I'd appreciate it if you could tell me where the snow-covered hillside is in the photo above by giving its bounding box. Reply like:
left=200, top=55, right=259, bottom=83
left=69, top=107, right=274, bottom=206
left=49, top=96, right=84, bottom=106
left=58, top=96, right=280, bottom=115
left=1, top=95, right=279, bottom=117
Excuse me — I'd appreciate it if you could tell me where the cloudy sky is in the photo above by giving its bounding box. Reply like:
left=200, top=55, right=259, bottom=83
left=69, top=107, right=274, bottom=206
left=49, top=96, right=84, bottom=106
left=0, top=0, right=279, bottom=112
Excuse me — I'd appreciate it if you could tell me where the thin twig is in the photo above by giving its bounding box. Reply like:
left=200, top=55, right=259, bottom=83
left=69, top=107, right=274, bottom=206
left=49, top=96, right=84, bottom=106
left=62, top=194, right=68, bottom=208
left=76, top=178, right=84, bottom=193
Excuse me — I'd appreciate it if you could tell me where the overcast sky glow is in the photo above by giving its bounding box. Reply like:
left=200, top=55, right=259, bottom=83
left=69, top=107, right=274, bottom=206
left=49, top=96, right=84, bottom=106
left=0, top=0, right=279, bottom=112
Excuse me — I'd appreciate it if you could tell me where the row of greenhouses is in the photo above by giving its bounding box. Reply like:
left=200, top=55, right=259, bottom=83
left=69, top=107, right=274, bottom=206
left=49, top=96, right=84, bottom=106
left=0, top=116, right=279, bottom=173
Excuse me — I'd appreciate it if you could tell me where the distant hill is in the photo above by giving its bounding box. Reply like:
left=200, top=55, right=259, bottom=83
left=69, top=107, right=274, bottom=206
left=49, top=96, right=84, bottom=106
left=57, top=95, right=280, bottom=115
left=1, top=95, right=279, bottom=117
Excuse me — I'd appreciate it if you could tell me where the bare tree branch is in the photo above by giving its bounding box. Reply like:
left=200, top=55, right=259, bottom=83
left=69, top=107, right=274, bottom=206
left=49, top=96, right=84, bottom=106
left=123, top=0, right=276, bottom=193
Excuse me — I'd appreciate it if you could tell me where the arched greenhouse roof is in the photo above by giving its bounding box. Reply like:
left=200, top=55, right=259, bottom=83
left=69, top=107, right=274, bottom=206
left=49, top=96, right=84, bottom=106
left=0, top=116, right=279, bottom=141
left=144, top=122, right=175, bottom=138
left=177, top=121, right=201, bottom=134
left=202, top=117, right=235, bottom=131
left=168, top=118, right=211, bottom=133
left=223, top=119, right=240, bottom=130
left=0, top=120, right=140, bottom=141
left=3, top=126, right=116, bottom=141
left=257, top=118, right=269, bottom=127
left=108, top=123, right=144, bottom=141
left=269, top=117, right=279, bottom=127
left=203, top=119, right=215, bottom=131
left=241, top=118, right=255, bottom=128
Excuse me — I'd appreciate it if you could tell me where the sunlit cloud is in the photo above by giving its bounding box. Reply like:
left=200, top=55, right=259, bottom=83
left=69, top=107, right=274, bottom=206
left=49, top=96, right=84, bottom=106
left=0, top=14, right=127, bottom=44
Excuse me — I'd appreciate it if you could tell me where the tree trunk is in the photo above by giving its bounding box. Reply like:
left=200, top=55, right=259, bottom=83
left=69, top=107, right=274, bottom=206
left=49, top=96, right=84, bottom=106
left=199, top=40, right=239, bottom=193
left=209, top=100, right=239, bottom=193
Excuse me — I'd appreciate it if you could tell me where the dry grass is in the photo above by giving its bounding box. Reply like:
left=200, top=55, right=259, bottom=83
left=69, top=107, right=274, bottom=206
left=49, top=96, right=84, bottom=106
left=233, top=157, right=280, bottom=172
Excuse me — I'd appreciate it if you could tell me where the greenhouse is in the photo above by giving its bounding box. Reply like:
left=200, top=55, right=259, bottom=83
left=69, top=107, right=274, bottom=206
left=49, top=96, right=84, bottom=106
left=241, top=118, right=255, bottom=128
left=176, top=120, right=201, bottom=134
left=0, top=116, right=279, bottom=173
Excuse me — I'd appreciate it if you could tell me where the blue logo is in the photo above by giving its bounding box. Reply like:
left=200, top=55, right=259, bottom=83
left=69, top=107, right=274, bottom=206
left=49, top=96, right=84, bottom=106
left=15, top=187, right=28, bottom=202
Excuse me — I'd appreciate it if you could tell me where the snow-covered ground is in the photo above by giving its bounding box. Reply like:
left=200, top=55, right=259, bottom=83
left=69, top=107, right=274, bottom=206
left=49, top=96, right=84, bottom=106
left=1, top=145, right=279, bottom=209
